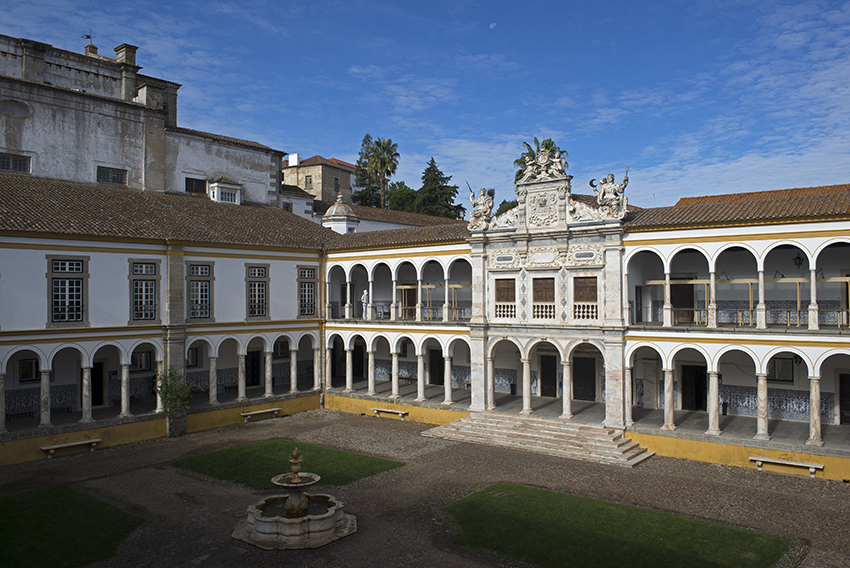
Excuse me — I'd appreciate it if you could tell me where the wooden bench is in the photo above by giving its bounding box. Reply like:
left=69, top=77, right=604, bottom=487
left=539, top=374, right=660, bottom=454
left=240, top=408, right=281, bottom=423
left=371, top=407, right=409, bottom=420
left=399, top=375, right=416, bottom=384
left=6, top=410, right=33, bottom=421
left=41, top=438, right=102, bottom=459
left=224, top=385, right=238, bottom=393
left=749, top=456, right=824, bottom=478
left=52, top=405, right=73, bottom=414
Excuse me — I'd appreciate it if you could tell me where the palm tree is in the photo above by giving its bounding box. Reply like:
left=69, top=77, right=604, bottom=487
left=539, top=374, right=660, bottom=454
left=368, top=137, right=400, bottom=209
left=514, top=137, right=566, bottom=181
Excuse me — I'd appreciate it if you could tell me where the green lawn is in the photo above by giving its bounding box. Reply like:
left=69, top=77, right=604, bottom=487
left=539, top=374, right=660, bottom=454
left=443, top=483, right=789, bottom=568
left=173, top=438, right=403, bottom=489
left=0, top=486, right=144, bottom=568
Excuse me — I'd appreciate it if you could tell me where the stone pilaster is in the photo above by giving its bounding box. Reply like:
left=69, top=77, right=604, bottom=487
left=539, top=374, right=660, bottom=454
left=486, top=356, right=495, bottom=411
left=561, top=360, right=572, bottom=419
left=468, top=327, right=487, bottom=412
left=313, top=348, right=321, bottom=391
left=0, top=374, right=6, bottom=432
left=520, top=358, right=532, bottom=415
left=624, top=366, right=633, bottom=427
left=155, top=360, right=164, bottom=413
left=325, top=347, right=332, bottom=390
left=707, top=272, right=717, bottom=328
left=602, top=338, right=624, bottom=429
left=808, top=269, right=819, bottom=331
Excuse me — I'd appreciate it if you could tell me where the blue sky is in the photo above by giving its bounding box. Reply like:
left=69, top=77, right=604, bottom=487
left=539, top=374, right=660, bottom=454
left=5, top=1, right=850, bottom=209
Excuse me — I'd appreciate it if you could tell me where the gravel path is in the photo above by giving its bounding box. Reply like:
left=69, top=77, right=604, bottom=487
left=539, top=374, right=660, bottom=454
left=1, top=409, right=847, bottom=568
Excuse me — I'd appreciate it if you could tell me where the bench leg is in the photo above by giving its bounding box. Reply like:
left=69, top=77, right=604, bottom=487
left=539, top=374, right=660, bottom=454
left=809, top=468, right=816, bottom=478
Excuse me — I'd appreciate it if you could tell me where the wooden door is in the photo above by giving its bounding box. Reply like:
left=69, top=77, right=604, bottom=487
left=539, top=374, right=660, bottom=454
left=429, top=350, right=444, bottom=385
left=671, top=284, right=694, bottom=323
left=573, top=357, right=596, bottom=401
left=681, top=365, right=707, bottom=411
left=540, top=355, right=557, bottom=397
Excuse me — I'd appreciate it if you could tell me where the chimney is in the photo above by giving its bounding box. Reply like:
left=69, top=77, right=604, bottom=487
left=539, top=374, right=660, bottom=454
left=84, top=43, right=98, bottom=56
left=114, top=43, right=138, bottom=66
left=289, top=153, right=300, bottom=167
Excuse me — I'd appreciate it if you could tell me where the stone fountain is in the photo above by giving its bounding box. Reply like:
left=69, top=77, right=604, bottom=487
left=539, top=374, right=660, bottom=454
left=232, top=447, right=357, bottom=550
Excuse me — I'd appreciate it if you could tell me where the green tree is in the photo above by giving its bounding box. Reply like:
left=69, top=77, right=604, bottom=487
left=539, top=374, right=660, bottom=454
left=513, top=137, right=567, bottom=181
left=387, top=181, right=417, bottom=212
left=351, top=133, right=382, bottom=207
left=154, top=369, right=195, bottom=437
left=495, top=199, right=518, bottom=216
left=368, top=137, right=400, bottom=209
left=413, top=157, right=465, bottom=219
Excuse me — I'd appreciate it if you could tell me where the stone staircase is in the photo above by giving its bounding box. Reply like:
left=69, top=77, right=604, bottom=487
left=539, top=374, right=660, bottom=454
left=422, top=413, right=654, bottom=467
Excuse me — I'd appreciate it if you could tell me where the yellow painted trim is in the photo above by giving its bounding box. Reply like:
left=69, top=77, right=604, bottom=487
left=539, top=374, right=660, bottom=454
left=187, top=319, right=321, bottom=330
left=0, top=331, right=162, bottom=346
left=626, top=227, right=850, bottom=247
left=627, top=431, right=850, bottom=481
left=625, top=334, right=850, bottom=349
left=326, top=324, right=470, bottom=335
left=186, top=396, right=320, bottom=432
left=327, top=247, right=471, bottom=262
left=324, top=394, right=469, bottom=425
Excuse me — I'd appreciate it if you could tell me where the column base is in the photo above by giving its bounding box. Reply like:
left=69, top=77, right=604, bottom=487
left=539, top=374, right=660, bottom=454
left=805, top=438, right=824, bottom=447
left=207, top=401, right=220, bottom=406
left=753, top=433, right=770, bottom=441
left=389, top=394, right=400, bottom=400
left=704, top=428, right=721, bottom=436
left=367, top=391, right=376, bottom=396
left=626, top=419, right=634, bottom=427
left=486, top=404, right=495, bottom=411
left=343, top=388, right=353, bottom=393
left=519, top=408, right=533, bottom=415
left=78, top=418, right=95, bottom=424
left=236, top=396, right=248, bottom=402
left=560, top=413, right=573, bottom=420
left=38, top=422, right=54, bottom=429
left=263, top=393, right=274, bottom=398
left=118, top=412, right=133, bottom=419
left=660, top=424, right=677, bottom=432
left=441, top=399, right=454, bottom=405
left=414, top=397, right=425, bottom=402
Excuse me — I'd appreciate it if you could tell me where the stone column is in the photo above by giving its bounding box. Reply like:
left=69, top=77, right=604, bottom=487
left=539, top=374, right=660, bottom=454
left=391, top=352, right=400, bottom=399
left=706, top=371, right=720, bottom=436
left=390, top=279, right=398, bottom=321
left=624, top=366, right=633, bottom=427
left=661, top=368, right=676, bottom=431
left=264, top=351, right=274, bottom=397
left=367, top=279, right=374, bottom=320
left=416, top=353, right=425, bottom=401
left=325, top=347, right=332, bottom=390
left=486, top=356, right=495, bottom=410
left=313, top=348, right=321, bottom=390
left=325, top=278, right=332, bottom=320
left=442, top=355, right=453, bottom=405
left=208, top=356, right=219, bottom=405
left=443, top=278, right=450, bottom=322
left=0, top=374, right=5, bottom=433
left=807, top=375, right=824, bottom=446
left=754, top=373, right=770, bottom=441
left=520, top=358, right=532, bottom=415
left=561, top=360, right=572, bottom=419
left=756, top=269, right=766, bottom=329
left=39, top=369, right=52, bottom=428
left=808, top=269, right=819, bottom=331
left=290, top=348, right=298, bottom=393
left=344, top=349, right=353, bottom=392
left=708, top=271, right=717, bottom=328
left=367, top=350, right=376, bottom=396
left=416, top=278, right=423, bottom=322
left=80, top=366, right=94, bottom=423
left=344, top=280, right=352, bottom=319
left=623, top=269, right=631, bottom=325
left=237, top=354, right=247, bottom=401
left=663, top=272, right=673, bottom=327
left=603, top=339, right=625, bottom=429
left=119, top=363, right=132, bottom=418
left=155, top=360, right=164, bottom=413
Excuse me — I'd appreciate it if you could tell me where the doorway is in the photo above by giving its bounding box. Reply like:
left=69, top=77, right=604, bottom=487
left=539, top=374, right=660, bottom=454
left=681, top=365, right=707, bottom=411
left=353, top=344, right=365, bottom=378
left=540, top=355, right=558, bottom=397
left=246, top=351, right=261, bottom=387
left=573, top=357, right=596, bottom=401
left=840, top=374, right=850, bottom=425
left=671, top=283, right=694, bottom=323
left=429, top=350, right=444, bottom=385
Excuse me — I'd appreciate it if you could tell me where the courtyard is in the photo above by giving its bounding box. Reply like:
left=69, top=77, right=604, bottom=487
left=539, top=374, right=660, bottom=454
left=0, top=409, right=848, bottom=567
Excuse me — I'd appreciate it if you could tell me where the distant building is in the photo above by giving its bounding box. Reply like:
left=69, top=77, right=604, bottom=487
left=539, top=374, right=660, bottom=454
left=282, top=154, right=355, bottom=203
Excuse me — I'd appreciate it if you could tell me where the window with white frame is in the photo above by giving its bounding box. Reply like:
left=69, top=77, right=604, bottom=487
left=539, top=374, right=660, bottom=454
left=298, top=266, right=317, bottom=316
left=187, top=262, right=214, bottom=320
left=97, top=165, right=127, bottom=185
left=0, top=152, right=31, bottom=173
left=246, top=264, right=270, bottom=319
left=129, top=260, right=161, bottom=323
left=48, top=256, right=89, bottom=327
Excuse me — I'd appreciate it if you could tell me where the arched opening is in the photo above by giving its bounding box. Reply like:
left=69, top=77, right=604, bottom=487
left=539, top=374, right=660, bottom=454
left=489, top=339, right=520, bottom=409
left=217, top=338, right=240, bottom=400
left=669, top=248, right=710, bottom=326
left=370, top=335, right=393, bottom=395
left=628, top=346, right=664, bottom=422
left=271, top=335, right=292, bottom=394
left=571, top=343, right=603, bottom=403
left=295, top=335, right=316, bottom=392
left=396, top=262, right=417, bottom=321
left=91, top=344, right=120, bottom=411
left=763, top=244, right=810, bottom=327
left=627, top=250, right=664, bottom=325
left=421, top=261, right=445, bottom=321
left=815, top=242, right=850, bottom=329
left=447, top=259, right=473, bottom=322
left=245, top=337, right=267, bottom=394
left=371, top=264, right=393, bottom=320
left=714, top=246, right=758, bottom=327
left=329, top=334, right=345, bottom=389
left=349, top=265, right=369, bottom=319
left=819, top=353, right=850, bottom=427
left=4, top=349, right=47, bottom=428
left=327, top=265, right=347, bottom=320
left=128, top=342, right=159, bottom=412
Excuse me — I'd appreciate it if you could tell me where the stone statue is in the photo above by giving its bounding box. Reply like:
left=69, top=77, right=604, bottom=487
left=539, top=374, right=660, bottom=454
left=468, top=188, right=495, bottom=231
left=589, top=167, right=629, bottom=220
left=360, top=289, right=369, bottom=319
left=518, top=148, right=569, bottom=183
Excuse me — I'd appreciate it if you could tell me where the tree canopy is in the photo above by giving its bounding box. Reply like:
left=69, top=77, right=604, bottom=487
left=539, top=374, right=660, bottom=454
left=387, top=158, right=464, bottom=219
left=495, top=199, right=518, bottom=217
left=387, top=181, right=416, bottom=212
left=368, top=137, right=400, bottom=209
left=513, top=137, right=567, bottom=181
left=351, top=133, right=381, bottom=207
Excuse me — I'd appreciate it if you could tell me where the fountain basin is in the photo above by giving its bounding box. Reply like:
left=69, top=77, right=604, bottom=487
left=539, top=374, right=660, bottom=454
left=232, top=493, right=357, bottom=550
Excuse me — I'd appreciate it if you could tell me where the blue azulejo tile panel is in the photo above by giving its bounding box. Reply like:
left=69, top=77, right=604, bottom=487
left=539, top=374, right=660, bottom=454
left=131, top=375, right=157, bottom=401
left=398, top=361, right=417, bottom=378
left=530, top=370, right=538, bottom=396
left=375, top=359, right=391, bottom=381
left=6, top=387, right=39, bottom=413
left=494, top=368, right=516, bottom=394
left=272, top=362, right=290, bottom=385
left=297, top=361, right=314, bottom=382
left=186, top=370, right=209, bottom=391
left=657, top=379, right=678, bottom=409
left=719, top=385, right=834, bottom=424
left=635, top=379, right=646, bottom=406
left=451, top=365, right=470, bottom=388
left=51, top=384, right=76, bottom=409
left=218, top=367, right=237, bottom=390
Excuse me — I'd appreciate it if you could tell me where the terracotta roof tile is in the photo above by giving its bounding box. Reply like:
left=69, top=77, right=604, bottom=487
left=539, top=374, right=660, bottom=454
left=325, top=223, right=470, bottom=251
left=314, top=201, right=466, bottom=227
left=0, top=174, right=338, bottom=250
left=627, top=184, right=850, bottom=230
left=287, top=156, right=354, bottom=171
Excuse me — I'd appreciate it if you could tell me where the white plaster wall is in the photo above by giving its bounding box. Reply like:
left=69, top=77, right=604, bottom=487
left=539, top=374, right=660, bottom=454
left=165, top=133, right=277, bottom=204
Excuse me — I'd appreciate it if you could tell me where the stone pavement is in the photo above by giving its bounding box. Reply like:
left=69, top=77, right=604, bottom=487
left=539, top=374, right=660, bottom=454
left=0, top=409, right=848, bottom=568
